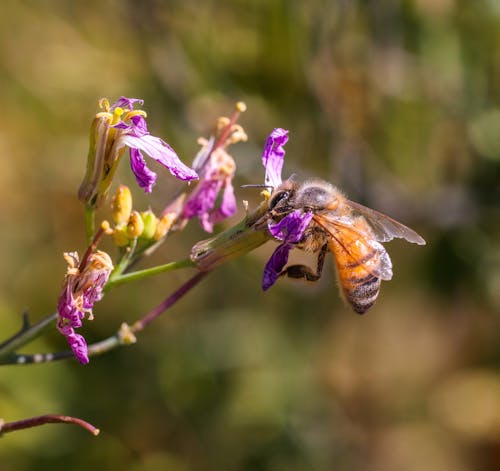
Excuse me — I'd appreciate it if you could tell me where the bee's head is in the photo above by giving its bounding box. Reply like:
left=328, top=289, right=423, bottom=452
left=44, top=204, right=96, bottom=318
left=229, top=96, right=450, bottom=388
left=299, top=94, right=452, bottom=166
left=267, top=180, right=297, bottom=214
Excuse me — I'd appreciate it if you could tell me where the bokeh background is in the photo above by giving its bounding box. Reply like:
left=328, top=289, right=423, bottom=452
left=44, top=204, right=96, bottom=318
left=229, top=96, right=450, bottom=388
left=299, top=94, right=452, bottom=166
left=1, top=0, right=500, bottom=470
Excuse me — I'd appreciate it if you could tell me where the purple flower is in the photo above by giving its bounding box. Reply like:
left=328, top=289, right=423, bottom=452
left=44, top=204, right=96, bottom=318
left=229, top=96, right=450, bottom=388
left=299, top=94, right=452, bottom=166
left=78, top=96, right=198, bottom=208
left=260, top=128, right=314, bottom=290
left=180, top=137, right=238, bottom=233
left=262, top=210, right=313, bottom=290
left=57, top=251, right=113, bottom=364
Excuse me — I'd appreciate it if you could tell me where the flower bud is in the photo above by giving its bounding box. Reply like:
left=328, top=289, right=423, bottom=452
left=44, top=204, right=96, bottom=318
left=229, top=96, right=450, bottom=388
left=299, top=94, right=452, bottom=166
left=126, top=211, right=144, bottom=238
left=112, top=185, right=133, bottom=225
left=140, top=210, right=157, bottom=239
left=112, top=225, right=129, bottom=247
left=154, top=213, right=176, bottom=240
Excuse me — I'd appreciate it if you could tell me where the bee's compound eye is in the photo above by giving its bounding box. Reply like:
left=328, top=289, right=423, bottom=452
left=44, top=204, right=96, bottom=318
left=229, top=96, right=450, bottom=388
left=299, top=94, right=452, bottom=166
left=268, top=190, right=290, bottom=210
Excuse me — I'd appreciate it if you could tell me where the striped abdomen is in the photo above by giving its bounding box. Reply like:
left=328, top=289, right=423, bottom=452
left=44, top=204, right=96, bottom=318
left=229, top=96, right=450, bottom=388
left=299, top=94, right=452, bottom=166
left=328, top=218, right=389, bottom=314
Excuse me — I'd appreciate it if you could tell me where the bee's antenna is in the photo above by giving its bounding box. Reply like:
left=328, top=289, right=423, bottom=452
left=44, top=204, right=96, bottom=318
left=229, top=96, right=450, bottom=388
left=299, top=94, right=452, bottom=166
left=241, top=184, right=273, bottom=190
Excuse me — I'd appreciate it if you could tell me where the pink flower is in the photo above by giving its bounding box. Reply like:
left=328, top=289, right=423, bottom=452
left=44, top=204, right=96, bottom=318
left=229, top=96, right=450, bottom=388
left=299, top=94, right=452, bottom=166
left=180, top=138, right=237, bottom=232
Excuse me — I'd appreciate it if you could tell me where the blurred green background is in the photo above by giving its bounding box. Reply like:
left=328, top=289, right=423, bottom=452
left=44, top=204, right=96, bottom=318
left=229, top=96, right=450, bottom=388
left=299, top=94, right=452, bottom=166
left=1, top=0, right=500, bottom=470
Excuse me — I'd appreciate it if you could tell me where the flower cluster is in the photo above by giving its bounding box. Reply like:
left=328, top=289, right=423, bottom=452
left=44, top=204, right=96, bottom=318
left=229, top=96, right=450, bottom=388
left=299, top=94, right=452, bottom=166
left=57, top=250, right=113, bottom=364
left=110, top=185, right=175, bottom=247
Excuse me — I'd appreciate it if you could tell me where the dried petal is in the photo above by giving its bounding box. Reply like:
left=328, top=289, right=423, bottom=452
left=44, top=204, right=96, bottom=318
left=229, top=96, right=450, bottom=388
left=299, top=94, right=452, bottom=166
left=56, top=250, right=113, bottom=364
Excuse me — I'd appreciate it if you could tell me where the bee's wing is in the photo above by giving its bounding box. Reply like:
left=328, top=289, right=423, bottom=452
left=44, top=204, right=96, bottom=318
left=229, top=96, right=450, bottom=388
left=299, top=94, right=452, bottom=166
left=313, top=214, right=393, bottom=281
left=346, top=200, right=426, bottom=245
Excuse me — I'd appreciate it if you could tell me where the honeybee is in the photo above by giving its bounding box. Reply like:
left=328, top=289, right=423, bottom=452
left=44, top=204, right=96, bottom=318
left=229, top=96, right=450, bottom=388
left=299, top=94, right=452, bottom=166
left=266, top=178, right=426, bottom=314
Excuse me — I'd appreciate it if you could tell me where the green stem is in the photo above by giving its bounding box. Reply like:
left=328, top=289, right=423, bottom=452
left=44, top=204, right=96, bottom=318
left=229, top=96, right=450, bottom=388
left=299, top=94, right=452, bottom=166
left=84, top=205, right=95, bottom=245
left=0, top=313, right=57, bottom=358
left=107, top=240, right=137, bottom=283
left=105, top=259, right=196, bottom=291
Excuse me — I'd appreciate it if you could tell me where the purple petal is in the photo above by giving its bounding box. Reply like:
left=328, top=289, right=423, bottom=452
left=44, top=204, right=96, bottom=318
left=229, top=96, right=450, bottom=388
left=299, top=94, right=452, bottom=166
left=121, top=134, right=198, bottom=182
left=129, top=115, right=149, bottom=137
left=262, top=128, right=288, bottom=188
left=56, top=321, right=89, bottom=365
left=113, top=115, right=148, bottom=137
left=217, top=179, right=237, bottom=219
left=66, top=331, right=89, bottom=364
left=262, top=210, right=313, bottom=291
left=268, top=210, right=313, bottom=243
left=262, top=243, right=293, bottom=291
left=110, top=96, right=144, bottom=111
left=201, top=179, right=237, bottom=232
left=130, top=148, right=157, bottom=192
left=183, top=179, right=222, bottom=219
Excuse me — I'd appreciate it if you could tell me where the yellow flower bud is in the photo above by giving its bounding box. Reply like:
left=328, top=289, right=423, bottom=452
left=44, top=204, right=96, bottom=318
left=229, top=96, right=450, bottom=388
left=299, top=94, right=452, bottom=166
left=126, top=211, right=144, bottom=238
left=154, top=213, right=177, bottom=240
left=112, top=225, right=129, bottom=247
left=112, top=185, right=133, bottom=225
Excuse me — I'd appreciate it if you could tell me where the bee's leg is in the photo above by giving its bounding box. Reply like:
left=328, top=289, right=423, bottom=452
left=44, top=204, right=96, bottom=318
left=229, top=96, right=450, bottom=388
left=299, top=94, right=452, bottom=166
left=279, top=244, right=327, bottom=282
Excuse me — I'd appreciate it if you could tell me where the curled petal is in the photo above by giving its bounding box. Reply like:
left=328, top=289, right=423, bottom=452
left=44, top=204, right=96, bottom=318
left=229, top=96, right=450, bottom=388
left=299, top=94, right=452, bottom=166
left=262, top=128, right=288, bottom=188
left=66, top=331, right=89, bottom=365
left=110, top=96, right=144, bottom=111
left=113, top=115, right=148, bottom=137
left=121, top=134, right=198, bottom=182
left=130, top=148, right=157, bottom=193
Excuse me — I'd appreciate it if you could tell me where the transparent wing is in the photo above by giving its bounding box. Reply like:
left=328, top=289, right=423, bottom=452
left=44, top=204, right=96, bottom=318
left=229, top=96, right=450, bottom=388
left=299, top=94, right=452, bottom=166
left=314, top=214, right=393, bottom=280
left=346, top=200, right=426, bottom=245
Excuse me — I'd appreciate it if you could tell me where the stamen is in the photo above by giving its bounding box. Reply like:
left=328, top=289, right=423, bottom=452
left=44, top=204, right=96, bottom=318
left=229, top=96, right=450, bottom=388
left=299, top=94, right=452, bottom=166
left=111, top=107, right=125, bottom=125
left=123, top=110, right=147, bottom=121
left=216, top=117, right=231, bottom=133
left=98, top=98, right=110, bottom=112
left=236, top=101, right=247, bottom=113
left=213, top=101, right=247, bottom=150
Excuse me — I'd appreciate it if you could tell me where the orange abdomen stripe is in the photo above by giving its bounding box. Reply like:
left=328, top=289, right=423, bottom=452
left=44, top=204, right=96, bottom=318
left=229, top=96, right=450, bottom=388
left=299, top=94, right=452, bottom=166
left=330, top=234, right=381, bottom=314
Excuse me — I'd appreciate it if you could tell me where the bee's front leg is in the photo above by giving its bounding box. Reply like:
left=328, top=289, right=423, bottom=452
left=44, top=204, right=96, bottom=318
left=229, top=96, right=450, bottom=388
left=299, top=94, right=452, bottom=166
left=279, top=244, right=327, bottom=282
